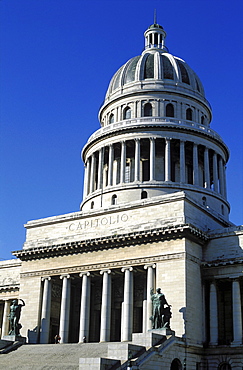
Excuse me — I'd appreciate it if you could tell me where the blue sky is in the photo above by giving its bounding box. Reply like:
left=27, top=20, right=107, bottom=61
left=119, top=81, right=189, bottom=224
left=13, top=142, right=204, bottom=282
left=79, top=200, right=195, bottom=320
left=1, top=0, right=243, bottom=260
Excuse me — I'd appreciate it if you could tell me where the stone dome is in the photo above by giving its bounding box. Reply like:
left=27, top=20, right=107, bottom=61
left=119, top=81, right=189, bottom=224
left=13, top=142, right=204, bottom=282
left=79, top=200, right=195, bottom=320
left=105, top=24, right=205, bottom=103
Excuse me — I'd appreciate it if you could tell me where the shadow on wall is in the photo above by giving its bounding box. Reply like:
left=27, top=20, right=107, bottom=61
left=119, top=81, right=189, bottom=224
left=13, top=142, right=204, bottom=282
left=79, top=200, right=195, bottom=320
left=27, top=326, right=39, bottom=343
left=179, top=307, right=186, bottom=338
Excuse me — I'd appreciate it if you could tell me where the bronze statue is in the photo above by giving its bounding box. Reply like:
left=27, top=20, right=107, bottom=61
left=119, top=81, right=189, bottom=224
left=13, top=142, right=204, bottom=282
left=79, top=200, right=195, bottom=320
left=8, top=299, right=25, bottom=336
left=150, top=288, right=171, bottom=329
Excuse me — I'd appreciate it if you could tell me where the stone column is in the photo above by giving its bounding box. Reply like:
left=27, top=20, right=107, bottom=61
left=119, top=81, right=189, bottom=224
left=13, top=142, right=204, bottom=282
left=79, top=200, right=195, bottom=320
left=1, top=300, right=11, bottom=337
left=121, top=267, right=133, bottom=341
left=108, top=145, right=114, bottom=186
left=90, top=154, right=95, bottom=193
left=165, top=138, right=171, bottom=181
left=204, top=147, right=210, bottom=189
left=83, top=158, right=91, bottom=197
left=134, top=139, right=140, bottom=182
left=180, top=140, right=185, bottom=183
left=232, top=279, right=242, bottom=345
left=120, top=141, right=126, bottom=183
left=193, top=143, right=199, bottom=185
left=213, top=152, right=219, bottom=192
left=79, top=272, right=91, bottom=343
left=144, top=264, right=156, bottom=331
left=149, top=137, right=155, bottom=181
left=59, top=274, right=71, bottom=343
left=40, top=276, right=52, bottom=344
left=209, top=281, right=218, bottom=345
left=218, top=157, right=225, bottom=197
left=100, top=269, right=112, bottom=342
left=97, top=148, right=104, bottom=190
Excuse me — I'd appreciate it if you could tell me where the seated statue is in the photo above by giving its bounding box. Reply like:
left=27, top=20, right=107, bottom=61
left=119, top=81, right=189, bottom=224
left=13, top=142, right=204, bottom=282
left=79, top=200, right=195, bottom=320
left=150, top=288, right=172, bottom=329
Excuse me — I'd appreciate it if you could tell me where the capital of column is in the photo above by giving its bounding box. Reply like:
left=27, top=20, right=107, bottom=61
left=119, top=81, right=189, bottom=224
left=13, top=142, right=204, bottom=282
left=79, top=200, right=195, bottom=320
left=60, top=274, right=71, bottom=280
left=100, top=269, right=112, bottom=275
left=79, top=272, right=91, bottom=278
left=121, top=266, right=133, bottom=273
left=144, top=263, right=156, bottom=270
left=41, top=276, right=51, bottom=282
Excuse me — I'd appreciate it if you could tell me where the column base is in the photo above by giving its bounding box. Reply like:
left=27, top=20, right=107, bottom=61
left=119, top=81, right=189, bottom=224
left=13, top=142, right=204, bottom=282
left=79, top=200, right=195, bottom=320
left=231, top=340, right=242, bottom=347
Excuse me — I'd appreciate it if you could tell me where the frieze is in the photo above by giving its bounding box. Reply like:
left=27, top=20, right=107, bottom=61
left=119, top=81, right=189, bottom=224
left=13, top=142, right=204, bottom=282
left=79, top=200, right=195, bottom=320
left=20, top=253, right=185, bottom=278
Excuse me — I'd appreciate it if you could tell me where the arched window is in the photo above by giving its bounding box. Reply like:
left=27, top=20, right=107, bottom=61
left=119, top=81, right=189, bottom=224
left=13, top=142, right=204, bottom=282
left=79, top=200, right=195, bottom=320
left=144, top=103, right=152, bottom=117
left=141, top=190, right=148, bottom=199
left=123, top=107, right=131, bottom=120
left=201, top=116, right=205, bottom=125
left=170, top=358, right=182, bottom=370
left=218, top=363, right=231, bottom=370
left=186, top=108, right=193, bottom=121
left=109, top=113, right=114, bottom=124
left=90, top=201, right=94, bottom=209
left=111, top=194, right=117, bottom=205
left=166, top=103, right=174, bottom=117
left=221, top=205, right=225, bottom=215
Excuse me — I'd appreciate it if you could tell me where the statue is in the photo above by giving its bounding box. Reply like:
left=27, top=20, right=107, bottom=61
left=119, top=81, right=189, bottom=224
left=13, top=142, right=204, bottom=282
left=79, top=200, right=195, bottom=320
left=8, top=299, right=25, bottom=336
left=150, top=288, right=172, bottom=329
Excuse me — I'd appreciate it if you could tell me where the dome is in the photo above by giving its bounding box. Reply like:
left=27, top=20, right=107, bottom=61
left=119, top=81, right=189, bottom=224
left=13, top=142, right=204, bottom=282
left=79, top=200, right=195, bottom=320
left=104, top=23, right=205, bottom=103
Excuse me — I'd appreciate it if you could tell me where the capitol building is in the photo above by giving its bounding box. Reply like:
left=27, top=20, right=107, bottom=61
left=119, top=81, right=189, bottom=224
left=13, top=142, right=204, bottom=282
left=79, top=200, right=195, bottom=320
left=0, top=21, right=243, bottom=369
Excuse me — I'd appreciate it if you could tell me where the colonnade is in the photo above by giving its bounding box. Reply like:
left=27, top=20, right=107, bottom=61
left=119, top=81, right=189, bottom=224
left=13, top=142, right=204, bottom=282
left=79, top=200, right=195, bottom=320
left=39, top=264, right=156, bottom=344
left=207, top=278, right=243, bottom=345
left=84, top=137, right=227, bottom=199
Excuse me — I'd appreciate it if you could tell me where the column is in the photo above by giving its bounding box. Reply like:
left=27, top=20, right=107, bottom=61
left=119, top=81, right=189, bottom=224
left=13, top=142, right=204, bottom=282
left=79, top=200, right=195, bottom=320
left=121, top=267, right=133, bottom=341
left=165, top=138, right=171, bottom=181
left=144, top=264, right=156, bottom=331
left=100, top=269, right=112, bottom=342
left=204, top=147, right=210, bottom=189
left=120, top=141, right=126, bottom=183
left=108, top=145, right=114, bottom=186
left=79, top=272, right=91, bottom=343
left=193, top=143, right=199, bottom=185
left=213, top=152, right=219, bottom=192
left=97, top=148, right=104, bottom=190
left=218, top=157, right=225, bottom=196
left=209, top=281, right=218, bottom=345
left=134, top=139, right=140, bottom=182
left=40, top=276, right=52, bottom=344
left=180, top=140, right=185, bottom=183
left=232, top=279, right=242, bottom=345
left=149, top=137, right=155, bottom=181
left=1, top=300, right=11, bottom=337
left=83, top=158, right=91, bottom=197
left=90, top=154, right=95, bottom=193
left=59, top=274, right=71, bottom=343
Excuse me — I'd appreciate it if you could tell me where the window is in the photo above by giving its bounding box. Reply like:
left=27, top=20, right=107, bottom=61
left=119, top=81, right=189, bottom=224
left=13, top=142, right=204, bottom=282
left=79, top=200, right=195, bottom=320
left=201, top=116, right=205, bottom=125
left=109, top=114, right=114, bottom=124
left=221, top=205, right=224, bottom=215
left=111, top=194, right=117, bottom=205
left=202, top=196, right=207, bottom=206
left=144, top=103, right=152, bottom=117
left=141, top=190, right=148, bottom=199
left=170, top=358, right=182, bottom=370
left=166, top=103, right=174, bottom=117
left=90, top=201, right=94, bottom=209
left=218, top=363, right=231, bottom=370
left=186, top=108, right=193, bottom=121
left=123, top=107, right=131, bottom=120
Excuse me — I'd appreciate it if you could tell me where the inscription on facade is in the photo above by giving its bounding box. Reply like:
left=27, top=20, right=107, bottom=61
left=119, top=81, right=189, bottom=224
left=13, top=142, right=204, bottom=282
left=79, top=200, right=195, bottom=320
left=67, top=213, right=129, bottom=232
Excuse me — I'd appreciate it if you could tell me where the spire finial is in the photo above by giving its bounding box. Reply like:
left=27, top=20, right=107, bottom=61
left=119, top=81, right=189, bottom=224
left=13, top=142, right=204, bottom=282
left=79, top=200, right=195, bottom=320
left=154, top=8, right=157, bottom=24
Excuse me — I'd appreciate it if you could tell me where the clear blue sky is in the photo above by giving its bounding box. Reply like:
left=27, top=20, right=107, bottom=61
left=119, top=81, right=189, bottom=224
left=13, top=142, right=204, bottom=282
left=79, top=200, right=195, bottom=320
left=1, top=0, right=243, bottom=260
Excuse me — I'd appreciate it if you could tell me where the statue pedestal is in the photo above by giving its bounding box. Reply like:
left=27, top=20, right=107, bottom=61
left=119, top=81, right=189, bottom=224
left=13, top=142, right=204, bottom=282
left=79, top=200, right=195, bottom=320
left=149, top=328, right=175, bottom=336
left=2, top=335, right=26, bottom=343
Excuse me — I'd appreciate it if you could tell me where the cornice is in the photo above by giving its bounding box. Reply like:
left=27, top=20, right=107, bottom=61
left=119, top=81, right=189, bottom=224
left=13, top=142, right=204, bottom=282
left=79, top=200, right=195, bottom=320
left=13, top=223, right=208, bottom=261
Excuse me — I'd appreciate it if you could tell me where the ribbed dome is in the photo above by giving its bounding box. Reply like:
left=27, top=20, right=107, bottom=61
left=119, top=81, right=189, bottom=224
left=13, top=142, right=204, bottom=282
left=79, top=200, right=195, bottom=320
left=104, top=23, right=205, bottom=103
left=105, top=51, right=205, bottom=101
